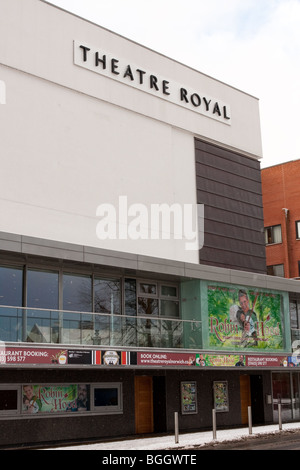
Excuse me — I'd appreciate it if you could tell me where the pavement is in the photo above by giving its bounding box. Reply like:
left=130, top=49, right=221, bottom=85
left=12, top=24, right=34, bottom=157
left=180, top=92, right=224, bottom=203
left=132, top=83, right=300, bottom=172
left=48, top=421, right=300, bottom=450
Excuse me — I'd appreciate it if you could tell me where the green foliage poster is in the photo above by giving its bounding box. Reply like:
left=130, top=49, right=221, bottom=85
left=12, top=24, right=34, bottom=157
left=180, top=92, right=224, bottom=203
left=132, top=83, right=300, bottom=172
left=207, top=284, right=284, bottom=351
left=22, top=384, right=90, bottom=413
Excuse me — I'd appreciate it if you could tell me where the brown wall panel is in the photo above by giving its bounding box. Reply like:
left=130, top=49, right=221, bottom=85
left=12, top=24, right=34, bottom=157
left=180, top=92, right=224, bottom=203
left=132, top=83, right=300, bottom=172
left=195, top=139, right=266, bottom=273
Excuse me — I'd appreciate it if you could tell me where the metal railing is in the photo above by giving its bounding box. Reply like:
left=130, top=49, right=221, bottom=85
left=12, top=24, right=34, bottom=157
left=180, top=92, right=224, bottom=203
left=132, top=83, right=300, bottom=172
left=0, top=305, right=202, bottom=349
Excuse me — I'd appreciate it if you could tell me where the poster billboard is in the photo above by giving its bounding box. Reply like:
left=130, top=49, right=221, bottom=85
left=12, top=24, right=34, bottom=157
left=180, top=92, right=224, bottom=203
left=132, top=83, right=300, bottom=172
left=207, top=284, right=284, bottom=351
left=213, top=381, right=229, bottom=412
left=181, top=382, right=197, bottom=414
left=22, top=384, right=90, bottom=414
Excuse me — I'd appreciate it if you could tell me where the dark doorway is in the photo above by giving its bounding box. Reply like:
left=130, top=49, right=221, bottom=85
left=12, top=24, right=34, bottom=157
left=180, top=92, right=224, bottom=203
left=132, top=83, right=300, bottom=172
left=250, top=375, right=264, bottom=424
left=153, top=376, right=167, bottom=433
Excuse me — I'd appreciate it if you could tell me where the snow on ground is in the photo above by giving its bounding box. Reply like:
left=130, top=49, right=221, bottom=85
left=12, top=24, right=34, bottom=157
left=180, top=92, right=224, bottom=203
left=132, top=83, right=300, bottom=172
left=48, top=422, right=300, bottom=450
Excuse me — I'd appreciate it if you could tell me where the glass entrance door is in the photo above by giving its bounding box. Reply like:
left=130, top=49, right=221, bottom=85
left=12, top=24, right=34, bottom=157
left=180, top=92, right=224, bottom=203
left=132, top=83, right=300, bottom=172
left=292, top=372, right=300, bottom=420
left=272, top=372, right=292, bottom=422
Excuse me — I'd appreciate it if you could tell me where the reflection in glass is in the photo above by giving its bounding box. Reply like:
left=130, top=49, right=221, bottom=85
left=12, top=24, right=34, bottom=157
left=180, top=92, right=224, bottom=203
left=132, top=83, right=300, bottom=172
left=27, top=269, right=59, bottom=310
left=0, top=266, right=23, bottom=307
left=63, top=274, right=92, bottom=312
left=160, top=300, right=179, bottom=318
left=161, top=285, right=177, bottom=297
left=81, top=313, right=94, bottom=344
left=137, top=318, right=160, bottom=347
left=272, top=372, right=292, bottom=422
left=138, top=298, right=159, bottom=316
left=63, top=312, right=81, bottom=344
left=26, top=309, right=59, bottom=343
left=94, top=278, right=120, bottom=314
left=290, top=301, right=298, bottom=329
left=161, top=320, right=182, bottom=348
left=139, top=283, right=157, bottom=295
left=125, top=279, right=136, bottom=316
left=0, top=307, right=23, bottom=342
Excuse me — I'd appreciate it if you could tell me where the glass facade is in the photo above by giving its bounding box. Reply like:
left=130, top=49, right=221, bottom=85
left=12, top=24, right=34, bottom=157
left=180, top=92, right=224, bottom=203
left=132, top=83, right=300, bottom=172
left=94, top=278, right=121, bottom=314
left=272, top=372, right=300, bottom=422
left=0, top=263, right=294, bottom=352
left=0, top=266, right=23, bottom=307
left=0, top=264, right=192, bottom=348
left=63, top=274, right=92, bottom=312
left=27, top=269, right=59, bottom=310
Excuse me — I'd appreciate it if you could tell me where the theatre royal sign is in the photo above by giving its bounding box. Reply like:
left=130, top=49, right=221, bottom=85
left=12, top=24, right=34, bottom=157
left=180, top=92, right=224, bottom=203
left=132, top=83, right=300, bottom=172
left=74, top=41, right=231, bottom=125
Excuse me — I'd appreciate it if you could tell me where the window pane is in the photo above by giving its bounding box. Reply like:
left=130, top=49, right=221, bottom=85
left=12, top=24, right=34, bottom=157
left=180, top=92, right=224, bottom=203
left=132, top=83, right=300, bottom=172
left=63, top=312, right=81, bottom=344
left=27, top=269, right=59, bottom=310
left=125, top=279, right=136, bottom=316
left=267, top=264, right=284, bottom=277
left=94, top=388, right=118, bottom=407
left=26, top=309, right=59, bottom=343
left=81, top=313, right=94, bottom=345
left=290, top=301, right=298, bottom=329
left=272, top=372, right=292, bottom=421
left=139, top=283, right=157, bottom=295
left=138, top=297, right=159, bottom=315
left=273, top=225, right=282, bottom=243
left=137, top=318, right=160, bottom=347
left=273, top=264, right=284, bottom=277
left=0, top=389, right=18, bottom=411
left=264, top=228, right=269, bottom=244
left=160, top=299, right=180, bottom=318
left=296, top=221, right=300, bottom=239
left=0, top=308, right=22, bottom=342
left=63, top=274, right=92, bottom=312
left=94, top=278, right=121, bottom=314
left=265, top=225, right=282, bottom=244
left=0, top=266, right=23, bottom=307
left=161, top=285, right=177, bottom=297
left=161, top=320, right=183, bottom=348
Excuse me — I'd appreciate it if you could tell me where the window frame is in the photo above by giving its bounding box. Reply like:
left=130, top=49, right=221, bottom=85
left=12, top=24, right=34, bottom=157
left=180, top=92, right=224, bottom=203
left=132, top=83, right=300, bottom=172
left=91, top=383, right=123, bottom=414
left=138, top=281, right=158, bottom=298
left=264, top=225, right=282, bottom=245
left=296, top=221, right=300, bottom=240
left=0, top=382, right=124, bottom=419
left=0, top=264, right=23, bottom=308
left=0, top=385, right=20, bottom=416
left=267, top=264, right=285, bottom=277
left=137, top=279, right=180, bottom=319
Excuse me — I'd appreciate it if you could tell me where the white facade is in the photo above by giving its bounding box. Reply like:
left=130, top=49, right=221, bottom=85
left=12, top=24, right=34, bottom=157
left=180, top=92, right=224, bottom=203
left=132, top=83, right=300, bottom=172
left=0, top=0, right=262, bottom=263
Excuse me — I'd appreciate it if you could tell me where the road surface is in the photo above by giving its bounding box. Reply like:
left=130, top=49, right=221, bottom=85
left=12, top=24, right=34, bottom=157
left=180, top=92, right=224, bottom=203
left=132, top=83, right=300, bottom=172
left=199, top=429, right=300, bottom=450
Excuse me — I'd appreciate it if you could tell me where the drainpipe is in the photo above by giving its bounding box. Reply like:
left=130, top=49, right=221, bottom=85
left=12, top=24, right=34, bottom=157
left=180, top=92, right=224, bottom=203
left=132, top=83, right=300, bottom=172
left=282, top=208, right=290, bottom=278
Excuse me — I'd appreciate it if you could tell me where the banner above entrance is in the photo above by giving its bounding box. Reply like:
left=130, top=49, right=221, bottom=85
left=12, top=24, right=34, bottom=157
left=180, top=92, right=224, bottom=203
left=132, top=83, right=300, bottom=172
left=0, top=345, right=297, bottom=369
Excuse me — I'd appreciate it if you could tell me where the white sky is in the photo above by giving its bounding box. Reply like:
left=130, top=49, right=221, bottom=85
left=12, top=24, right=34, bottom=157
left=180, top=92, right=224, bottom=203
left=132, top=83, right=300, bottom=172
left=46, top=0, right=300, bottom=168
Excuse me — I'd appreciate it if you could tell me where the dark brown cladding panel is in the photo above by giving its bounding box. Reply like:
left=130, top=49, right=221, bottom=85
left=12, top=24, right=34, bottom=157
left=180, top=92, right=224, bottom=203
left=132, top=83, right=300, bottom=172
left=195, top=139, right=266, bottom=273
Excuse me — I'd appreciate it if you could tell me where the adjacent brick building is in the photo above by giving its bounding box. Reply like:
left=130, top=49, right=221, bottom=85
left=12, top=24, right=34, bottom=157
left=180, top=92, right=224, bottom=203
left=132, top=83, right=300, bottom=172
left=262, top=159, right=300, bottom=279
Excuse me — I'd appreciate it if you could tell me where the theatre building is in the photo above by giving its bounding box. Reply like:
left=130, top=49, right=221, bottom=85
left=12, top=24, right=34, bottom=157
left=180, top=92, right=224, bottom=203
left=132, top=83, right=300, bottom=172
left=1, top=0, right=300, bottom=448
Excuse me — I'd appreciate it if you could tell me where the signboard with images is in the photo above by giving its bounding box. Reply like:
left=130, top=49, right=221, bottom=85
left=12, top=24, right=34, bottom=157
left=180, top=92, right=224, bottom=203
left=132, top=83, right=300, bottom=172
left=181, top=381, right=197, bottom=414
left=213, top=381, right=229, bottom=412
left=0, top=347, right=68, bottom=365
left=22, top=384, right=90, bottom=414
left=207, top=284, right=285, bottom=351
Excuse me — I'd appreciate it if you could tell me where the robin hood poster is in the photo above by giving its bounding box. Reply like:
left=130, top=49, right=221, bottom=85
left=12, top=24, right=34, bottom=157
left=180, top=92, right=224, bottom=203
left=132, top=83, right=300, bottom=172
left=207, top=284, right=285, bottom=351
